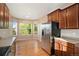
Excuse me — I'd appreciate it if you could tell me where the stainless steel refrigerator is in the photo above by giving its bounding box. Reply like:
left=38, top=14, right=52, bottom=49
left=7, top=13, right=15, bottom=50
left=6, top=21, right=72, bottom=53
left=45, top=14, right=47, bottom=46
left=41, top=22, right=61, bottom=55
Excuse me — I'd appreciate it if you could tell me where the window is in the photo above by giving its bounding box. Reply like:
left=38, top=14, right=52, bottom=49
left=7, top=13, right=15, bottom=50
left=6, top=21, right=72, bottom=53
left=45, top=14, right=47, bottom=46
left=19, top=23, right=37, bottom=36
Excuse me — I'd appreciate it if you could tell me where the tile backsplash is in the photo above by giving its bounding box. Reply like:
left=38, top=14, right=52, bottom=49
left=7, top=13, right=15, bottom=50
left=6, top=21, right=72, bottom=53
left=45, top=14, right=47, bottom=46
left=0, top=29, right=13, bottom=38
left=61, top=29, right=79, bottom=38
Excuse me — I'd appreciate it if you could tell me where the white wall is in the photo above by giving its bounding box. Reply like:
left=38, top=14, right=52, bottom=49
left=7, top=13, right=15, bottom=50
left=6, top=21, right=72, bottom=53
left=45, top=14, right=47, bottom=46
left=61, top=29, right=79, bottom=38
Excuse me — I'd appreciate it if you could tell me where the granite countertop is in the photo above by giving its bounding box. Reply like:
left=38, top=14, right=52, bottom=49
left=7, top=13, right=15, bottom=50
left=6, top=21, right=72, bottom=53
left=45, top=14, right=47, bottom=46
left=54, top=36, right=79, bottom=47
left=0, top=37, right=16, bottom=47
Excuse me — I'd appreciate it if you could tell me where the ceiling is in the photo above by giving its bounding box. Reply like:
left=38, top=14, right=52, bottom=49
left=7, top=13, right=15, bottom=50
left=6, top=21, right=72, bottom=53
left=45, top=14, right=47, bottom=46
left=6, top=3, right=73, bottom=20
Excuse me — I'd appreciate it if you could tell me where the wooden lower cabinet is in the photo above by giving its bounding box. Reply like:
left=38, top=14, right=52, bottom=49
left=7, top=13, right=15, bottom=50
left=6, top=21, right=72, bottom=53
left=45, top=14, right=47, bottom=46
left=55, top=42, right=61, bottom=56
left=61, top=46, right=67, bottom=56
left=66, top=4, right=78, bottom=29
left=74, top=46, right=79, bottom=56
left=55, top=39, right=76, bottom=56
left=67, top=47, right=74, bottom=56
left=62, top=46, right=74, bottom=56
left=55, top=40, right=62, bottom=56
left=67, top=43, right=74, bottom=56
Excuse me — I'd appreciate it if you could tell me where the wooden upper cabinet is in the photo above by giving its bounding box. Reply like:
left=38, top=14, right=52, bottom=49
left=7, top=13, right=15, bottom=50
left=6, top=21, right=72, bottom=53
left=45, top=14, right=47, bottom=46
left=66, top=4, right=79, bottom=29
left=59, top=3, right=79, bottom=29
left=48, top=13, right=52, bottom=22
left=0, top=3, right=9, bottom=29
left=5, top=5, right=9, bottom=28
left=0, top=4, right=4, bottom=28
left=59, top=9, right=67, bottom=29
left=0, top=4, right=2, bottom=28
left=78, top=4, right=79, bottom=28
left=48, top=9, right=61, bottom=22
left=3, top=4, right=6, bottom=28
left=51, top=9, right=61, bottom=22
left=48, top=3, right=79, bottom=29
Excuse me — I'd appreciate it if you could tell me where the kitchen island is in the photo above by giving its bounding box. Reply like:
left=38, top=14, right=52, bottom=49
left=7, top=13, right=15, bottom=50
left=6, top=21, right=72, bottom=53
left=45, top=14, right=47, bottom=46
left=0, top=37, right=16, bottom=56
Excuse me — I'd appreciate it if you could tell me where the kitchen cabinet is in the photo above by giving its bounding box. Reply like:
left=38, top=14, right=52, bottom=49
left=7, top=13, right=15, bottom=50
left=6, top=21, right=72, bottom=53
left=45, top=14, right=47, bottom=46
left=5, top=4, right=9, bottom=28
left=0, top=3, right=9, bottom=29
left=48, top=13, right=52, bottom=22
left=64, top=42, right=74, bottom=56
left=55, top=39, right=74, bottom=56
left=59, top=4, right=79, bottom=29
left=59, top=9, right=67, bottom=29
left=78, top=5, right=79, bottom=28
left=75, top=46, right=79, bottom=56
left=61, top=40, right=68, bottom=56
left=51, top=9, right=61, bottom=22
left=48, top=3, right=79, bottom=29
left=0, top=4, right=4, bottom=28
left=62, top=45, right=74, bottom=56
left=66, top=4, right=79, bottom=29
left=48, top=9, right=61, bottom=22
left=55, top=40, right=62, bottom=56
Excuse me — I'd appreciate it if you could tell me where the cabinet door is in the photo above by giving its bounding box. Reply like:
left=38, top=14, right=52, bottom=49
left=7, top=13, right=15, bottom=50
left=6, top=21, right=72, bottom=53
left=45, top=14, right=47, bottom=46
left=62, top=45, right=74, bottom=56
left=66, top=4, right=78, bottom=28
left=48, top=13, right=52, bottom=22
left=4, top=5, right=7, bottom=28
left=51, top=10, right=60, bottom=22
left=6, top=7, right=9, bottom=28
left=67, top=42, right=74, bottom=56
left=59, top=9, right=67, bottom=29
left=55, top=42, right=60, bottom=55
left=0, top=3, right=9, bottom=29
left=55, top=40, right=62, bottom=56
left=75, top=46, right=79, bottom=56
left=67, top=47, right=74, bottom=56
left=0, top=4, right=4, bottom=28
left=78, top=4, right=79, bottom=28
left=62, top=45, right=68, bottom=56
left=3, top=4, right=5, bottom=28
left=0, top=4, right=1, bottom=28
left=52, top=12, right=56, bottom=22
left=61, top=40, right=68, bottom=56
left=4, top=4, right=9, bottom=29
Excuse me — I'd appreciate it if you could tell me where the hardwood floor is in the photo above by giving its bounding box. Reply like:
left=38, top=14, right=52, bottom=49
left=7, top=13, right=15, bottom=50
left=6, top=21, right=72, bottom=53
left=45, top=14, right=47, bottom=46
left=15, top=39, right=49, bottom=56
